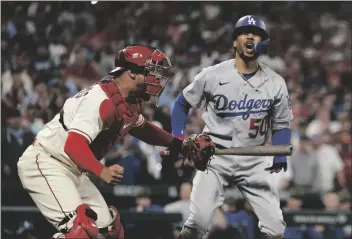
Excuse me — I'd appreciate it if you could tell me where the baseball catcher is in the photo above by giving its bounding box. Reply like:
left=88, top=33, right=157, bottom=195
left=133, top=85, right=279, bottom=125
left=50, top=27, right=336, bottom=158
left=17, top=44, right=208, bottom=239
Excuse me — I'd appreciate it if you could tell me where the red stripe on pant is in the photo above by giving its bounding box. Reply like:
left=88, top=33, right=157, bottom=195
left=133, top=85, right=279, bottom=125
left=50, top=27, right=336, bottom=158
left=36, top=154, right=66, bottom=217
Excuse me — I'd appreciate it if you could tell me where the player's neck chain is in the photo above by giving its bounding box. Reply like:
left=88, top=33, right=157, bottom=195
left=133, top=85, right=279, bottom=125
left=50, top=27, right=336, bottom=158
left=233, top=60, right=269, bottom=92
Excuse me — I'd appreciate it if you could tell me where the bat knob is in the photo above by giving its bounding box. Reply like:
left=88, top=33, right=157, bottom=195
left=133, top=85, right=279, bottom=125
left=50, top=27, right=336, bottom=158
left=288, top=145, right=293, bottom=155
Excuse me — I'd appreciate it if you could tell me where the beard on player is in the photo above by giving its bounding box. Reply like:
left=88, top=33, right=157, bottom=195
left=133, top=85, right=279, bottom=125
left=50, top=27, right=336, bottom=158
left=234, top=31, right=262, bottom=62
left=124, top=71, right=167, bottom=105
left=236, top=41, right=260, bottom=62
left=126, top=77, right=150, bottom=103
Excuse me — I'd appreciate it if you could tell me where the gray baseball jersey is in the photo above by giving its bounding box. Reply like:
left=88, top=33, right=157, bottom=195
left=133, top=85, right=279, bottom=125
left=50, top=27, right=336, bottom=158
left=183, top=59, right=293, bottom=149
left=181, top=59, right=293, bottom=237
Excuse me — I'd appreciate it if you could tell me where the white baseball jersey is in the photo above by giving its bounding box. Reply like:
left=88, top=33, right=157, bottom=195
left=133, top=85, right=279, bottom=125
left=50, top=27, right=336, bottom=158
left=36, top=83, right=144, bottom=172
left=183, top=59, right=293, bottom=149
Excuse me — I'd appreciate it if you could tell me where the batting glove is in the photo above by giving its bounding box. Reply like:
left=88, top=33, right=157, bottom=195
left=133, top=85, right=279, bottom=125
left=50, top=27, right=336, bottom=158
left=254, top=39, right=270, bottom=55
left=265, top=156, right=287, bottom=174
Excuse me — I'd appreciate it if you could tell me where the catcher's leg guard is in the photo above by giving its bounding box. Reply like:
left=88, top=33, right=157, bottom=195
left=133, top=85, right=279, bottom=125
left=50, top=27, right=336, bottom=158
left=99, top=206, right=124, bottom=239
left=52, top=204, right=99, bottom=239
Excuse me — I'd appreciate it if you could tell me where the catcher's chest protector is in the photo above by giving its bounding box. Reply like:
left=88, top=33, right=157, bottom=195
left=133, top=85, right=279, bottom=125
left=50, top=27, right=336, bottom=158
left=89, top=78, right=141, bottom=159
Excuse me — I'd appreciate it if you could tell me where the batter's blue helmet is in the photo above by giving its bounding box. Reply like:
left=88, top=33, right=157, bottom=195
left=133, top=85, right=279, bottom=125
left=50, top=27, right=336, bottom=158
left=233, top=15, right=269, bottom=40
left=232, top=15, right=270, bottom=55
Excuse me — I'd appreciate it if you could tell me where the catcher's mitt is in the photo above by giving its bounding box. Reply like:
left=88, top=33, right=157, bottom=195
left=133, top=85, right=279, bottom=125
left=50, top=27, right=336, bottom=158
left=182, top=134, right=216, bottom=171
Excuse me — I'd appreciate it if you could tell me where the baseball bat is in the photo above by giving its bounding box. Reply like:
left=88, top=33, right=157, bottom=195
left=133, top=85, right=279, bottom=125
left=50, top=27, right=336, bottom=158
left=214, top=145, right=293, bottom=156
left=160, top=145, right=293, bottom=157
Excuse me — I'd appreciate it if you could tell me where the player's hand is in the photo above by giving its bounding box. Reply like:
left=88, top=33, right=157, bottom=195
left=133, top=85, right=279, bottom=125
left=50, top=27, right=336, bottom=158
left=100, top=165, right=124, bottom=184
left=160, top=137, right=184, bottom=160
left=265, top=156, right=287, bottom=174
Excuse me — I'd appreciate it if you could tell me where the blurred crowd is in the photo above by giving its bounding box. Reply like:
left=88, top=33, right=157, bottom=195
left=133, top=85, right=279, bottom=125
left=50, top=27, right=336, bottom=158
left=1, top=1, right=351, bottom=239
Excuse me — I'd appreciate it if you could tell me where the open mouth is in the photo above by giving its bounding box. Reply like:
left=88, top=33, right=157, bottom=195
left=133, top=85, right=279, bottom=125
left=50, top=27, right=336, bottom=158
left=245, top=42, right=254, bottom=50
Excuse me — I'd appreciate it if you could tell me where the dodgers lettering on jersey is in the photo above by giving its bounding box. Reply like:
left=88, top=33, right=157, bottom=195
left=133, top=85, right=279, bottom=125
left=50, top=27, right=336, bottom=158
left=183, top=59, right=293, bottom=148
left=210, top=93, right=279, bottom=120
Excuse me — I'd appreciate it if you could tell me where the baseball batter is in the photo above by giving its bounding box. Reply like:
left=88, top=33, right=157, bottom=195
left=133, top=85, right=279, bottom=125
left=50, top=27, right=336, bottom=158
left=17, top=45, right=187, bottom=239
left=171, top=16, right=294, bottom=239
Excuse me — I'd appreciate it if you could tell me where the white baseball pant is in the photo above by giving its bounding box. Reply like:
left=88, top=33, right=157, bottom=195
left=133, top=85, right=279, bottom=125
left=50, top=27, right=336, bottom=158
left=183, top=155, right=286, bottom=238
left=17, top=142, right=112, bottom=229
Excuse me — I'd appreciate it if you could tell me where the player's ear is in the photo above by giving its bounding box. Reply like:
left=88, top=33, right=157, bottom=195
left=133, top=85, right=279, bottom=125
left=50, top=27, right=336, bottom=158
left=233, top=40, right=237, bottom=48
left=127, top=71, right=137, bottom=80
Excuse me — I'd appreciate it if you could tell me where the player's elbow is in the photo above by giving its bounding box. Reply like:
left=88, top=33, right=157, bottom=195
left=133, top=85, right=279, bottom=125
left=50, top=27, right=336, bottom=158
left=175, top=92, right=192, bottom=110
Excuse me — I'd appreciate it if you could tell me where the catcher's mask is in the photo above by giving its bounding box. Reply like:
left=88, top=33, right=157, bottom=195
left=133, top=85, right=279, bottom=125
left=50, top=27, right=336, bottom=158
left=109, top=44, right=171, bottom=105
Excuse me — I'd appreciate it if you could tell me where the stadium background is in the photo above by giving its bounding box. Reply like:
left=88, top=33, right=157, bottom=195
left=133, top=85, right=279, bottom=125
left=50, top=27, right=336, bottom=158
left=1, top=1, right=351, bottom=239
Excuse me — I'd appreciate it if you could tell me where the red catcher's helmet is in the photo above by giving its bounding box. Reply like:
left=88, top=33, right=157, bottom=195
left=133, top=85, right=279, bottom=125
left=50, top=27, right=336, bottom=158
left=109, top=44, right=171, bottom=101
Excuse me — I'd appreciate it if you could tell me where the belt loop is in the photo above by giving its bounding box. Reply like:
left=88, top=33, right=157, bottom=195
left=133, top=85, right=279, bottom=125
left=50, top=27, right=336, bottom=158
left=205, top=132, right=232, bottom=141
left=215, top=143, right=227, bottom=149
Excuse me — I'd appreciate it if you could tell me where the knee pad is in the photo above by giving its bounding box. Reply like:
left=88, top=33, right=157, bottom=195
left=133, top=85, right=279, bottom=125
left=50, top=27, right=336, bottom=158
left=52, top=204, right=99, bottom=239
left=99, top=206, right=124, bottom=239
